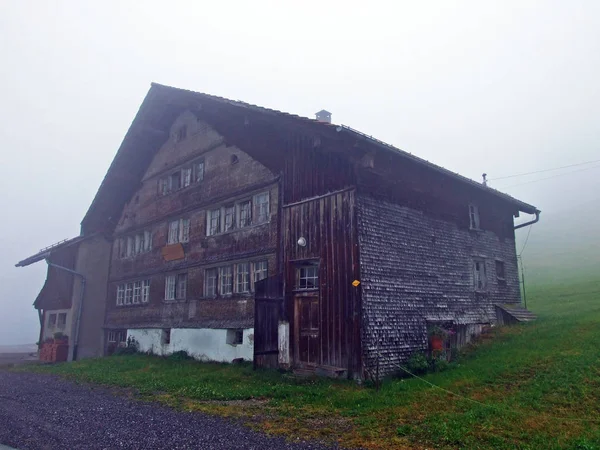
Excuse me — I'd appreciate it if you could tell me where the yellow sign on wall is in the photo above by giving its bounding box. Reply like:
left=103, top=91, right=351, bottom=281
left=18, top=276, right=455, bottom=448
left=352, top=280, right=361, bottom=287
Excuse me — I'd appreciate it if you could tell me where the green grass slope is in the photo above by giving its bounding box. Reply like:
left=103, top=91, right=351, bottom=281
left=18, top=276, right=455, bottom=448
left=19, top=279, right=600, bottom=449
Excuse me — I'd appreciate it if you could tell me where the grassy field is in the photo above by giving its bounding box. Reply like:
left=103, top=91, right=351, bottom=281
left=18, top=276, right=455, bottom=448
left=19, top=278, right=600, bottom=449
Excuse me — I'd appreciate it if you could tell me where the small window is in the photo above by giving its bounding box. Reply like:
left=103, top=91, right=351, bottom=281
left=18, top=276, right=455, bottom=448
left=226, top=329, right=243, bottom=345
left=165, top=273, right=187, bottom=300
left=142, top=279, right=151, bottom=303
left=182, top=167, right=192, bottom=188
left=469, top=204, right=480, bottom=230
left=254, top=193, right=270, bottom=223
left=238, top=200, right=252, bottom=228
left=144, top=231, right=153, bottom=252
left=205, top=268, right=218, bottom=297
left=194, top=160, right=205, bottom=183
left=170, top=172, right=181, bottom=191
left=119, top=238, right=127, bottom=258
left=252, top=260, right=268, bottom=290
left=48, top=313, right=57, bottom=329
left=133, top=281, right=142, bottom=304
left=473, top=259, right=487, bottom=290
left=168, top=220, right=179, bottom=244
left=230, top=154, right=239, bottom=165
left=162, top=328, right=171, bottom=345
left=125, top=283, right=133, bottom=305
left=175, top=125, right=187, bottom=142
left=219, top=266, right=233, bottom=295
left=109, top=331, right=126, bottom=344
left=57, top=313, right=67, bottom=329
left=208, top=209, right=221, bottom=236
left=134, top=234, right=142, bottom=255
left=496, top=261, right=506, bottom=281
left=236, top=263, right=250, bottom=293
left=223, top=205, right=236, bottom=232
left=117, top=285, right=124, bottom=305
left=296, top=265, right=319, bottom=290
left=126, top=236, right=134, bottom=257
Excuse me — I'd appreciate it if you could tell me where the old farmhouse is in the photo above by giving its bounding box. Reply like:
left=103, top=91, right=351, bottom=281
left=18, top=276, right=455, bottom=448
left=17, top=83, right=539, bottom=378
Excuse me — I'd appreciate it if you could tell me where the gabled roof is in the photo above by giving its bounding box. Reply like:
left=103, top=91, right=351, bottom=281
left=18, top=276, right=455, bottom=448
left=81, top=83, right=538, bottom=234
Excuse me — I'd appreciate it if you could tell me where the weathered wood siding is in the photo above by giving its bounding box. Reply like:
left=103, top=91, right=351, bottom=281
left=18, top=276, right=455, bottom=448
left=283, top=189, right=361, bottom=375
left=357, top=193, right=521, bottom=378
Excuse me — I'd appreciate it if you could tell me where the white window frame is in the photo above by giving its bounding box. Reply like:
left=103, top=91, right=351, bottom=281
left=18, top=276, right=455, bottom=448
left=194, top=160, right=205, bottom=183
left=133, top=281, right=142, bottom=304
left=219, top=266, right=233, bottom=296
left=117, top=285, right=124, bottom=305
left=165, top=275, right=177, bottom=301
left=134, top=234, right=142, bottom=255
left=177, top=273, right=187, bottom=300
left=168, top=220, right=180, bottom=244
left=238, top=199, right=252, bottom=228
left=144, top=231, right=152, bottom=252
left=473, top=258, right=487, bottom=290
left=205, top=268, right=218, bottom=297
left=207, top=209, right=221, bottom=236
left=235, top=263, right=250, bottom=293
left=296, top=265, right=319, bottom=290
left=48, top=313, right=57, bottom=330
left=142, top=279, right=150, bottom=303
left=254, top=192, right=270, bottom=224
left=252, top=260, right=268, bottom=290
left=126, top=237, right=134, bottom=257
left=182, top=167, right=192, bottom=188
left=495, top=260, right=506, bottom=281
left=223, top=205, right=236, bottom=232
left=57, top=313, right=67, bottom=329
left=125, top=283, right=133, bottom=305
left=469, top=204, right=480, bottom=230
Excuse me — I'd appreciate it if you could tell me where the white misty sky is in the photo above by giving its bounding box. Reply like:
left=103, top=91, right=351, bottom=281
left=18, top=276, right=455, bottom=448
left=0, top=1, right=598, bottom=345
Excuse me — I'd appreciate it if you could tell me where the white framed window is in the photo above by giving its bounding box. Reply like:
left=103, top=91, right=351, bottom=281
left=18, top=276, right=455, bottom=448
left=159, top=178, right=169, bottom=196
left=182, top=167, right=192, bottom=188
left=142, top=279, right=150, bottom=303
left=205, top=268, right=217, bottom=297
left=495, top=260, right=506, bottom=281
left=57, top=313, right=67, bottom=329
left=165, top=273, right=187, bottom=300
left=144, top=231, right=152, bottom=252
left=469, top=204, right=480, bottom=230
left=224, top=205, right=236, bottom=232
left=181, top=218, right=190, bottom=243
left=219, top=266, right=233, bottom=295
left=168, top=220, right=179, bottom=244
left=48, top=313, right=57, bottom=329
left=208, top=209, right=221, bottom=236
left=117, top=285, right=124, bottom=305
left=473, top=258, right=487, bottom=290
left=296, top=265, right=319, bottom=290
left=252, top=260, right=268, bottom=290
left=108, top=331, right=126, bottom=344
left=194, top=160, right=205, bottom=183
left=124, top=283, right=133, bottom=305
left=235, top=263, right=250, bottom=293
left=238, top=200, right=252, bottom=227
left=168, top=218, right=190, bottom=244
left=133, top=281, right=142, bottom=304
left=134, top=234, right=142, bottom=255
left=254, top=192, right=269, bottom=223
left=126, top=236, right=134, bottom=257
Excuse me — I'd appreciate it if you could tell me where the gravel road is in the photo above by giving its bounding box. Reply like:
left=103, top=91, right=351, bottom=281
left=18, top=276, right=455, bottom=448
left=0, top=371, right=334, bottom=450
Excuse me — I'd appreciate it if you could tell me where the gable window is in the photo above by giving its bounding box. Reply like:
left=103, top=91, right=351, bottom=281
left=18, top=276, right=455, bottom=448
left=296, top=264, right=319, bottom=290
left=208, top=209, right=221, bottom=236
left=167, top=218, right=190, bottom=244
left=236, top=263, right=250, bottom=293
left=238, top=200, right=252, bottom=227
left=48, top=313, right=57, bottom=330
left=175, top=125, right=187, bottom=142
left=165, top=273, right=187, bottom=300
left=219, top=266, right=233, bottom=296
left=496, top=260, right=506, bottom=281
left=254, top=193, right=270, bottom=223
left=469, top=204, right=480, bottom=230
left=205, top=268, right=218, bottom=297
left=119, top=239, right=127, bottom=258
left=473, top=259, right=487, bottom=290
left=120, top=231, right=152, bottom=258
left=252, top=260, right=268, bottom=290
left=127, top=236, right=134, bottom=257
left=144, top=231, right=152, bottom=251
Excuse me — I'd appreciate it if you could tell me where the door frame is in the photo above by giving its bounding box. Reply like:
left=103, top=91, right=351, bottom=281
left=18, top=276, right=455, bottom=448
left=291, top=260, right=321, bottom=368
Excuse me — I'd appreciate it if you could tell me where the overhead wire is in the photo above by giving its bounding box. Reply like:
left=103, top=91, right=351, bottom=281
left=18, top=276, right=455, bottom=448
left=489, top=159, right=600, bottom=181
left=494, top=164, right=600, bottom=189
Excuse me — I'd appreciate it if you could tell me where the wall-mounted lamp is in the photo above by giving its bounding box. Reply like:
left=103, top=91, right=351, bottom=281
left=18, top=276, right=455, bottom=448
left=297, top=237, right=307, bottom=247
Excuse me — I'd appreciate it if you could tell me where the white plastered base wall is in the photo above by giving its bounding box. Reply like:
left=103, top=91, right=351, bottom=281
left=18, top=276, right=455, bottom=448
left=127, top=328, right=254, bottom=362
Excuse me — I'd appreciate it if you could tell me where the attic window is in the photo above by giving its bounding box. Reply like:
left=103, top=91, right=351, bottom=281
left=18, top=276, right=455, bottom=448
left=496, top=260, right=506, bottom=281
left=175, top=126, right=187, bottom=142
left=469, top=204, right=480, bottom=230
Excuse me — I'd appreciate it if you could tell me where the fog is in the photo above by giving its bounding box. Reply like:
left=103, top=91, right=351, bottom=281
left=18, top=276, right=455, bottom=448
left=1, top=1, right=598, bottom=345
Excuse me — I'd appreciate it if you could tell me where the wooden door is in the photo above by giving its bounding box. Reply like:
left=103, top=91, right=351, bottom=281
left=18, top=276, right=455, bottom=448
left=294, top=295, right=320, bottom=366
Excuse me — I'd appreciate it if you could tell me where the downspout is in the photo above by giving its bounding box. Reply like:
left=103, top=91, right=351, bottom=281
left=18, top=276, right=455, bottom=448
left=45, top=259, right=86, bottom=360
left=514, top=210, right=541, bottom=230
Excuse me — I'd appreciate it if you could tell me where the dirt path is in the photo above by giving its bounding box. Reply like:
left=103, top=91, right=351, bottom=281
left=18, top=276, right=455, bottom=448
left=0, top=371, right=334, bottom=450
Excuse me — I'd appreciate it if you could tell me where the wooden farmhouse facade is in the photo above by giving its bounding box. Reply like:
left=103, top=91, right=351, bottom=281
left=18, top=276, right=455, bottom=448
left=17, top=84, right=540, bottom=378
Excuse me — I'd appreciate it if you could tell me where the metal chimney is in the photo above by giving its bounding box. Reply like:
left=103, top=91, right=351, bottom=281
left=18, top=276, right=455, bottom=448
left=315, top=109, right=332, bottom=123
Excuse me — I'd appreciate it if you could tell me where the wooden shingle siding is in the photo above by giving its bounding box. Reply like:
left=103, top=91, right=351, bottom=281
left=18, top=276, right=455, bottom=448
left=357, top=194, right=521, bottom=378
